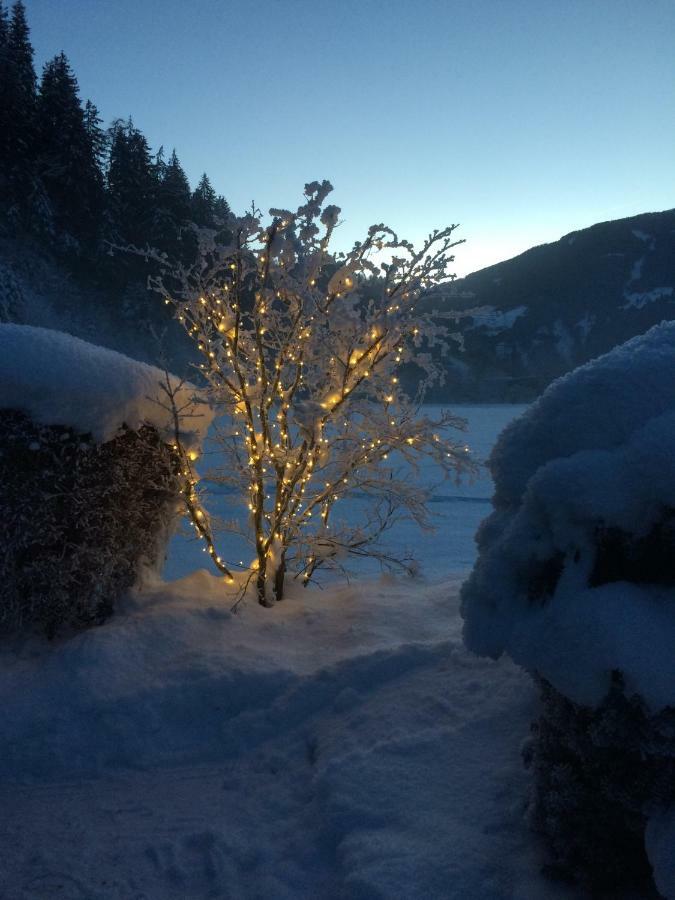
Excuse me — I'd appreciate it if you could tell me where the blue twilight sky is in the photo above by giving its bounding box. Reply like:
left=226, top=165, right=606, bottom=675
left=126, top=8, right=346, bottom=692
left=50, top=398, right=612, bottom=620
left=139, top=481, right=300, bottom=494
left=21, top=0, right=675, bottom=275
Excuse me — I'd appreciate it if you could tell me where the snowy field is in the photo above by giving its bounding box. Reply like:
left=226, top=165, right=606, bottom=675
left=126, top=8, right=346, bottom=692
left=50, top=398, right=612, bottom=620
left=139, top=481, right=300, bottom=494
left=0, top=404, right=588, bottom=899
left=164, top=405, right=527, bottom=583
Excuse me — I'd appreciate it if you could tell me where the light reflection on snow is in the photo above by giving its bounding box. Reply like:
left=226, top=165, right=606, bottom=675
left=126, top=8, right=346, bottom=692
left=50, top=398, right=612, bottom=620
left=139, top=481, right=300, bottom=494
left=163, top=404, right=527, bottom=583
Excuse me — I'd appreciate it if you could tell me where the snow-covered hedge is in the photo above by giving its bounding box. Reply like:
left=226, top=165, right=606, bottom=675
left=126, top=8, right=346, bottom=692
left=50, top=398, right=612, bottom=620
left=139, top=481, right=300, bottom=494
left=0, top=324, right=211, bottom=446
left=461, top=321, right=675, bottom=896
left=0, top=325, right=211, bottom=636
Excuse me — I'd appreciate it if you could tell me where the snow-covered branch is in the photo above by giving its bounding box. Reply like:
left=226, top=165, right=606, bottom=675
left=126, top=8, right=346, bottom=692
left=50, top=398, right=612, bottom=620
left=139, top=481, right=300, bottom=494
left=148, top=181, right=476, bottom=606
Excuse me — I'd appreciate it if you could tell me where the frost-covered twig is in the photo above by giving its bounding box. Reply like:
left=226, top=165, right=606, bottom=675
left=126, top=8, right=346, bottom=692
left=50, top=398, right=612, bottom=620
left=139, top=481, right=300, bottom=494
left=143, top=181, right=477, bottom=606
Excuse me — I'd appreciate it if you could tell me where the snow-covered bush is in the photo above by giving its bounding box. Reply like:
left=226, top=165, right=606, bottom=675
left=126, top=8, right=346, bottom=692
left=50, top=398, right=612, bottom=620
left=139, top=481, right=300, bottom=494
left=0, top=324, right=211, bottom=636
left=142, top=180, right=475, bottom=606
left=461, top=321, right=675, bottom=895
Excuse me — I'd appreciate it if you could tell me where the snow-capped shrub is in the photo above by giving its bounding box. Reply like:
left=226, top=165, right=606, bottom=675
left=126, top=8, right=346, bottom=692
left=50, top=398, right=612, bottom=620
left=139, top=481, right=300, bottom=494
left=0, top=324, right=212, bottom=446
left=0, top=324, right=212, bottom=636
left=0, top=413, right=180, bottom=635
left=461, top=321, right=675, bottom=895
left=524, top=674, right=675, bottom=893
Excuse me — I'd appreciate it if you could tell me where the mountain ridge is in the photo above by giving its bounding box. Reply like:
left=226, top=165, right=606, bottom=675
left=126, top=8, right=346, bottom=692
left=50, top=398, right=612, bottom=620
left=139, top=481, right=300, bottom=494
left=432, top=207, right=675, bottom=401
left=2, top=208, right=674, bottom=404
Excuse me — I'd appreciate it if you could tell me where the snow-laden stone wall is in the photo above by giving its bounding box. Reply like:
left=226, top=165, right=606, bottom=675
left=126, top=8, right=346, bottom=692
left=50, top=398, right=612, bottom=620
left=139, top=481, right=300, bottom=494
left=461, top=321, right=675, bottom=896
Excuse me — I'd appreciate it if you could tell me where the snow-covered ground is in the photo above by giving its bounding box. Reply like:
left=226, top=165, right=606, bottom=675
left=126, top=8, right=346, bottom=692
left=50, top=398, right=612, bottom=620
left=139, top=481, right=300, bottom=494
left=0, top=574, right=579, bottom=900
left=0, top=404, right=585, bottom=899
left=165, top=405, right=527, bottom=583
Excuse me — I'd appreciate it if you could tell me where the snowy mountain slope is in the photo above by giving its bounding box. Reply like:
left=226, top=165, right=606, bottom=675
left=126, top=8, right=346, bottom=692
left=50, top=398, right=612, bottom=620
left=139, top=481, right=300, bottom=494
left=0, top=573, right=581, bottom=900
left=432, top=208, right=675, bottom=401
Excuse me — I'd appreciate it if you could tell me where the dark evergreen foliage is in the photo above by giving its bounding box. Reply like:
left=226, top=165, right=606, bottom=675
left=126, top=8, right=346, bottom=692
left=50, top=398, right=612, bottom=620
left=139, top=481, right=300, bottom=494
left=590, top=511, right=675, bottom=588
left=0, top=409, right=182, bottom=637
left=0, top=1, right=37, bottom=213
left=161, top=149, right=191, bottom=223
left=527, top=674, right=675, bottom=897
left=152, top=148, right=195, bottom=259
left=83, top=99, right=107, bottom=169
left=0, top=1, right=233, bottom=335
left=214, top=193, right=232, bottom=223
left=106, top=117, right=158, bottom=247
left=37, top=53, right=104, bottom=245
left=0, top=4, right=10, bottom=151
left=192, top=172, right=217, bottom=227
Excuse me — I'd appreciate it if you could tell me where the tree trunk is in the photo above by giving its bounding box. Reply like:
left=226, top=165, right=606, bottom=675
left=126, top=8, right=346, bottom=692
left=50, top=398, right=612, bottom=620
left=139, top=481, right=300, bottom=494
left=273, top=553, right=286, bottom=602
left=256, top=566, right=273, bottom=607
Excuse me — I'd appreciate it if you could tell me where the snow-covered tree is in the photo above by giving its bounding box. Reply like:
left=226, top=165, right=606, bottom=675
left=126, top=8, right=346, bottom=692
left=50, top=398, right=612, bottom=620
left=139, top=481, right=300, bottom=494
left=150, top=180, right=475, bottom=606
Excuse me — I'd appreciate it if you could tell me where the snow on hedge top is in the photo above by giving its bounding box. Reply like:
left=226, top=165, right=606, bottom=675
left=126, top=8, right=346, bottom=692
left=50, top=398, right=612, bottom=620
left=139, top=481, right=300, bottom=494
left=490, top=320, right=675, bottom=506
left=462, top=321, right=675, bottom=712
left=0, top=324, right=213, bottom=446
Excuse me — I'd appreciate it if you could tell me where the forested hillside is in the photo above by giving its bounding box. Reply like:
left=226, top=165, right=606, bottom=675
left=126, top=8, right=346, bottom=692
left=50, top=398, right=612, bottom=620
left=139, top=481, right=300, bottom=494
left=0, top=0, right=230, bottom=365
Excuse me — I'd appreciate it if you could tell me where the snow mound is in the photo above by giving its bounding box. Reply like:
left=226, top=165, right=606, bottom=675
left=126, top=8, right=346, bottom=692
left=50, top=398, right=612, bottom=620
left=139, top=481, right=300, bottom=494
left=462, top=320, right=675, bottom=711
left=0, top=323, right=212, bottom=446
left=489, top=320, right=675, bottom=507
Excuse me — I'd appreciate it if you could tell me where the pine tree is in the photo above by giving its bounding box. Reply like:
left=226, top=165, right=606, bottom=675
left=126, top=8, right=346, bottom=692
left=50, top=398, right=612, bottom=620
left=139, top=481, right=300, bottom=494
left=0, top=1, right=37, bottom=202
left=214, top=194, right=232, bottom=223
left=0, top=1, right=7, bottom=47
left=0, top=2, right=9, bottom=88
left=152, top=145, right=166, bottom=183
left=151, top=148, right=193, bottom=258
left=37, top=53, right=103, bottom=244
left=159, top=149, right=191, bottom=223
left=106, top=118, right=157, bottom=247
left=7, top=1, right=36, bottom=159
left=191, top=172, right=216, bottom=227
left=83, top=100, right=107, bottom=170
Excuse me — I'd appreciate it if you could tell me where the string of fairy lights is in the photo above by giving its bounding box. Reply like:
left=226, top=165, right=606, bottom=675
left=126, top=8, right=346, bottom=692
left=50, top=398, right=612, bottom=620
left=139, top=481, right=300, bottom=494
left=158, top=194, right=470, bottom=603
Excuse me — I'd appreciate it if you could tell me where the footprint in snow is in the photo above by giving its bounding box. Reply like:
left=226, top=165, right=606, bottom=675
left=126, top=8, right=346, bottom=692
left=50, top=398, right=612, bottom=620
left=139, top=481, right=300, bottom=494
left=144, top=831, right=242, bottom=891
